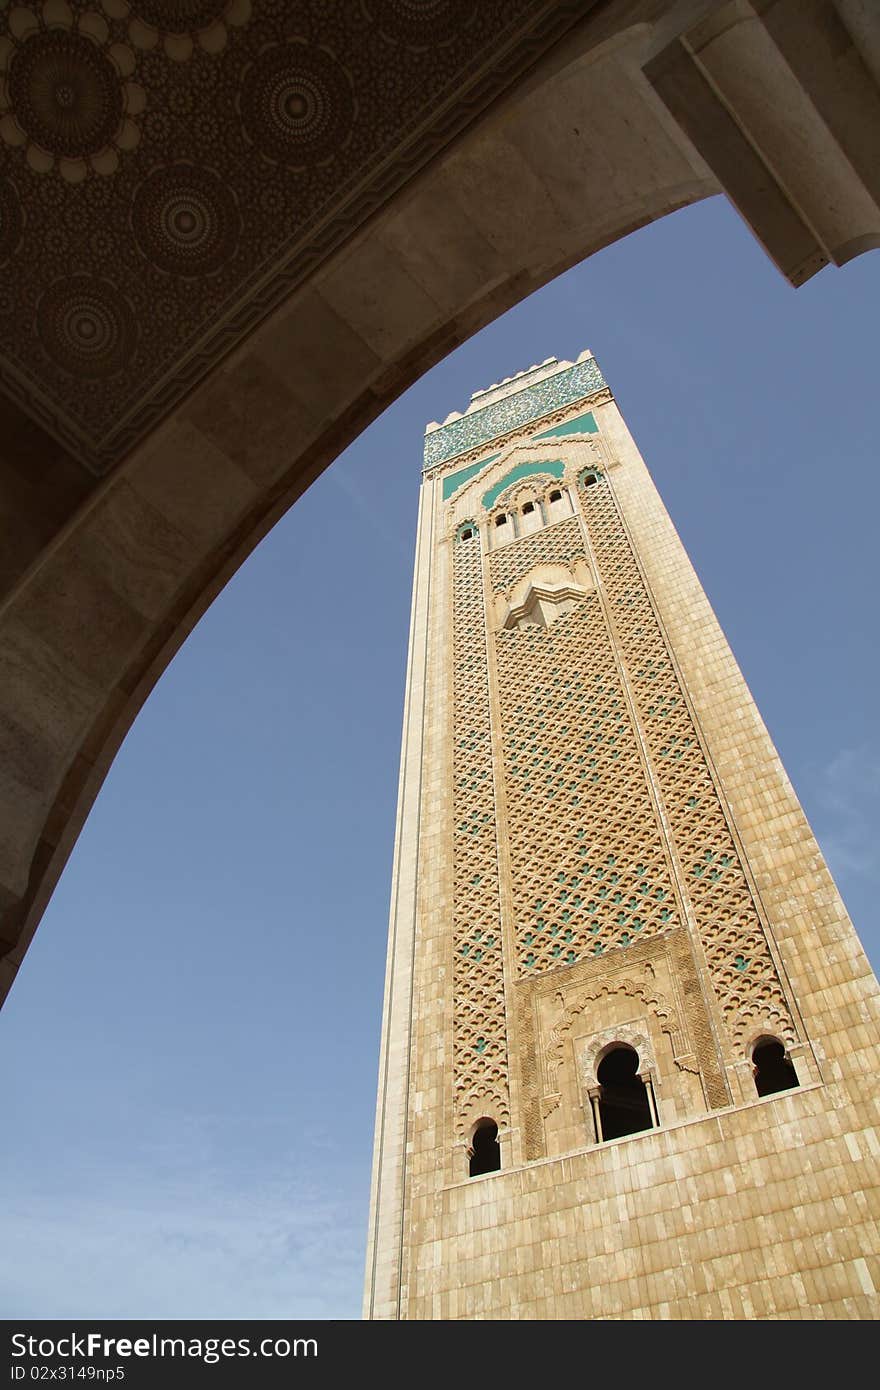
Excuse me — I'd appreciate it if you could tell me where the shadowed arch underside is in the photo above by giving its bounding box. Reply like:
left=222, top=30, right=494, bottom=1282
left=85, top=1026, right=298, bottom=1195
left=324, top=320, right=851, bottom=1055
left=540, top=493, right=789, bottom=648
left=2, top=0, right=880, bottom=1007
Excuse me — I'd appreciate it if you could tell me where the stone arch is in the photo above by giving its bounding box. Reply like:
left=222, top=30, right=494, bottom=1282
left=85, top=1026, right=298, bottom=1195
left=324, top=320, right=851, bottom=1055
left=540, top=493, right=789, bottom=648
left=483, top=461, right=565, bottom=512
left=587, top=1028, right=655, bottom=1087
left=2, top=2, right=879, bottom=1006
left=544, top=975, right=678, bottom=1093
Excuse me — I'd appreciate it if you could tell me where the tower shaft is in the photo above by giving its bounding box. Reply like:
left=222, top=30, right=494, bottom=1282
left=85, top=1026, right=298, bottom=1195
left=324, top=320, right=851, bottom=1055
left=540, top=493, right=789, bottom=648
left=365, top=354, right=880, bottom=1320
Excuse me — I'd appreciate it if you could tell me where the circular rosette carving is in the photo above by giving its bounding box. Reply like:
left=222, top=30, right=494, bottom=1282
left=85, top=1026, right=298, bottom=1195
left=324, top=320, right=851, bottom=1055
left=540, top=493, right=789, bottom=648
left=8, top=30, right=123, bottom=158
left=0, top=7, right=143, bottom=181
left=132, top=163, right=241, bottom=276
left=361, top=0, right=471, bottom=49
left=110, top=0, right=251, bottom=61
left=239, top=41, right=356, bottom=169
left=38, top=276, right=136, bottom=377
left=0, top=180, right=24, bottom=264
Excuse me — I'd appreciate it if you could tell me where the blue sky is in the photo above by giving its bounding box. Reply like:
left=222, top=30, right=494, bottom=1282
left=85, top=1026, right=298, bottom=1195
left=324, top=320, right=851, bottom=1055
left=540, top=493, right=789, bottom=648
left=1, top=196, right=878, bottom=1319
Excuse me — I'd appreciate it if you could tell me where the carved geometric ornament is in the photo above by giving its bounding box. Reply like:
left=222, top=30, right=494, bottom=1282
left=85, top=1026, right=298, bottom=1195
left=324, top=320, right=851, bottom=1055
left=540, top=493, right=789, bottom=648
left=0, top=0, right=591, bottom=472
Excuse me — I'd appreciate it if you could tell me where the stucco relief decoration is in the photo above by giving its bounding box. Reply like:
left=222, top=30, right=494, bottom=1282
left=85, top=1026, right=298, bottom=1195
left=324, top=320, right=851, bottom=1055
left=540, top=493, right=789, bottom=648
left=0, top=2, right=144, bottom=181
left=493, top=473, right=560, bottom=513
left=490, top=514, right=584, bottom=595
left=0, top=0, right=585, bottom=469
left=0, top=178, right=24, bottom=263
left=577, top=469, right=799, bottom=1053
left=492, top=515, right=686, bottom=975
left=423, top=358, right=607, bottom=469
left=37, top=273, right=136, bottom=376
left=362, top=0, right=476, bottom=52
left=105, top=0, right=251, bottom=62
left=451, top=520, right=510, bottom=1138
left=238, top=40, right=355, bottom=169
left=131, top=161, right=241, bottom=275
left=577, top=1023, right=656, bottom=1090
left=544, top=977, right=676, bottom=1096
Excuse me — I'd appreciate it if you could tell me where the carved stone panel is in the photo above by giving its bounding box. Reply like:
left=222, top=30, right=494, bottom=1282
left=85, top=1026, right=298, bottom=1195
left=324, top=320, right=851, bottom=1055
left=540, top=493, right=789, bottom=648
left=516, top=930, right=720, bottom=1160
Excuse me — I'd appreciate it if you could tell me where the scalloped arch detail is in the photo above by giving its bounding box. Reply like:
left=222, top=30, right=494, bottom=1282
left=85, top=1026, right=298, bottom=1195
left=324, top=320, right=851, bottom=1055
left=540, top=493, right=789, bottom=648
left=482, top=460, right=564, bottom=510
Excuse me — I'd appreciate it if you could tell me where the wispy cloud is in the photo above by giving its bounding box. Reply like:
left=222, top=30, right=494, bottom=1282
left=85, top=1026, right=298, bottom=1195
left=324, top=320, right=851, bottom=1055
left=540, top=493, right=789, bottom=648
left=810, top=744, right=880, bottom=883
left=1, top=1126, right=365, bottom=1320
left=327, top=463, right=412, bottom=559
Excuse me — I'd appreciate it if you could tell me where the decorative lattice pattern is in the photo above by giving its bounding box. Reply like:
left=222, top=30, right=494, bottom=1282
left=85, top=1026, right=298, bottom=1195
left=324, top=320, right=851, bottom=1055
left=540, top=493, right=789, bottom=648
left=451, top=535, right=510, bottom=1135
left=579, top=474, right=796, bottom=1050
left=495, top=595, right=681, bottom=976
left=490, top=515, right=583, bottom=595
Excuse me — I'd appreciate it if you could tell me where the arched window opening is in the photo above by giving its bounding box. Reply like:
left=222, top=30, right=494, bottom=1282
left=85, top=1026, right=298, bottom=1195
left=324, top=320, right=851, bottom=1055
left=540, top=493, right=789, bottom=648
left=548, top=489, right=562, bottom=503
left=522, top=501, right=535, bottom=514
left=495, top=513, right=508, bottom=527
left=468, top=1117, right=501, bottom=1177
left=752, top=1037, right=799, bottom=1097
left=582, top=472, right=599, bottom=488
left=595, top=1044, right=656, bottom=1142
left=460, top=527, right=473, bottom=541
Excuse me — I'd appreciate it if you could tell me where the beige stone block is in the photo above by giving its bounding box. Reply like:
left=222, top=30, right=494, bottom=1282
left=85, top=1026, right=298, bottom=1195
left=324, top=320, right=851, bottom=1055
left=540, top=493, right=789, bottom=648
left=317, top=235, right=442, bottom=364
left=128, top=419, right=257, bottom=549
left=185, top=352, right=317, bottom=487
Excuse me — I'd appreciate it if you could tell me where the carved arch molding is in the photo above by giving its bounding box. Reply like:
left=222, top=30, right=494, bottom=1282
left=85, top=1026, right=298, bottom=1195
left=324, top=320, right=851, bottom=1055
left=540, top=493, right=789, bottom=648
left=516, top=929, right=732, bottom=1161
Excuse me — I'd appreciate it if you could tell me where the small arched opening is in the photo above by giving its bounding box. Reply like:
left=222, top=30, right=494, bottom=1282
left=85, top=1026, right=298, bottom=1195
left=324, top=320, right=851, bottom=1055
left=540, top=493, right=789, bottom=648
left=596, top=1044, right=656, bottom=1142
left=752, top=1036, right=799, bottom=1097
left=468, top=1117, right=501, bottom=1177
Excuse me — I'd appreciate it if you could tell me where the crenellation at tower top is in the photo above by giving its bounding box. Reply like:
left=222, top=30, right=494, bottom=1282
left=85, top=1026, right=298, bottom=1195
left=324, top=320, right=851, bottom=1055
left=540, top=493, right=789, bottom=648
left=422, top=350, right=606, bottom=473
left=467, top=356, right=560, bottom=407
left=425, top=349, right=595, bottom=434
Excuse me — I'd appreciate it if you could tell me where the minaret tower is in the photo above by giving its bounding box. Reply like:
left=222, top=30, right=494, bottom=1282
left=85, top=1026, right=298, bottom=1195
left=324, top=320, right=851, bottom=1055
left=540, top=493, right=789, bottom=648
left=365, top=352, right=880, bottom=1320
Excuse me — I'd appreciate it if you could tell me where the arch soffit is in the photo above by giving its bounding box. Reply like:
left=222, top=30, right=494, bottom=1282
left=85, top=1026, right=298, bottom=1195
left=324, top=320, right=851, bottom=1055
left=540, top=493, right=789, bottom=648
left=16, top=15, right=720, bottom=999
left=7, top=0, right=877, bottom=1003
